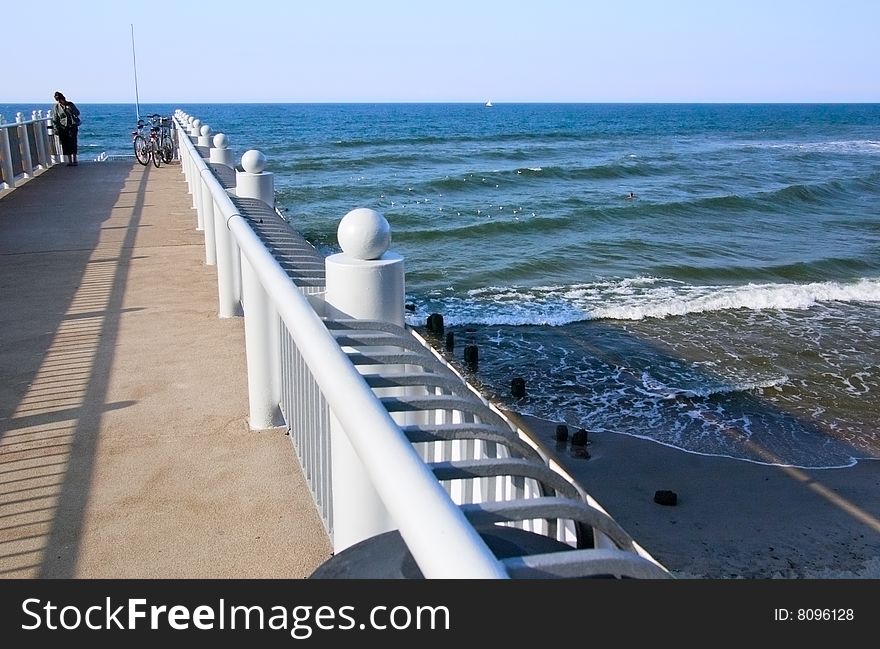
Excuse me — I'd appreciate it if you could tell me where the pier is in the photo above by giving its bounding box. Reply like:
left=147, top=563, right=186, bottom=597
left=0, top=157, right=330, bottom=577
left=0, top=111, right=669, bottom=579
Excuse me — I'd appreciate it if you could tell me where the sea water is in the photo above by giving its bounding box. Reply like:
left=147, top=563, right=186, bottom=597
left=7, top=102, right=878, bottom=468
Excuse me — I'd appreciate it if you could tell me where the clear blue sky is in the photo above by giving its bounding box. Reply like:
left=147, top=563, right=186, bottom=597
left=5, top=0, right=878, bottom=103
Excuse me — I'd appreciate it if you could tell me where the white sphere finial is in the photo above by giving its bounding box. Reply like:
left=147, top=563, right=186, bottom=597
left=213, top=133, right=228, bottom=149
left=192, top=118, right=201, bottom=130
left=200, top=124, right=212, bottom=137
left=241, top=149, right=267, bottom=173
left=337, top=208, right=391, bottom=260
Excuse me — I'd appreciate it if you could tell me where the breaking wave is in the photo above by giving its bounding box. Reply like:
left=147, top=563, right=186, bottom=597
left=409, top=277, right=880, bottom=326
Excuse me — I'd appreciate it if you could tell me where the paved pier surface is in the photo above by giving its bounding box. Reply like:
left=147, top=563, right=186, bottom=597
left=0, top=161, right=331, bottom=578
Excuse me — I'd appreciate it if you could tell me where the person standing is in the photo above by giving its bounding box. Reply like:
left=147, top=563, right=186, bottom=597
left=51, top=91, right=81, bottom=166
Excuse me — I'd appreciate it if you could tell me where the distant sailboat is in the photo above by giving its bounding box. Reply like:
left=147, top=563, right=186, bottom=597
left=485, top=100, right=493, bottom=107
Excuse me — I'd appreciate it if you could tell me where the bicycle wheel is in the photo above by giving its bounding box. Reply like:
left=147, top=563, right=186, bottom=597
left=161, top=138, right=174, bottom=164
left=133, top=135, right=149, bottom=165
left=151, top=141, right=161, bottom=168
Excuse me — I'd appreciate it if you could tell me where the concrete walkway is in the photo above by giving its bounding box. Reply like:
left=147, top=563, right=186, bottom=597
left=0, top=161, right=331, bottom=578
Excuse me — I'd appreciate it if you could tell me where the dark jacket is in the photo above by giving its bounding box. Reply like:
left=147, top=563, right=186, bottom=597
left=52, top=101, right=80, bottom=130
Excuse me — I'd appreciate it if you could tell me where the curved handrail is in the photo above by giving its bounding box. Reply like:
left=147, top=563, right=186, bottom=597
left=172, top=109, right=671, bottom=579
left=175, top=114, right=507, bottom=579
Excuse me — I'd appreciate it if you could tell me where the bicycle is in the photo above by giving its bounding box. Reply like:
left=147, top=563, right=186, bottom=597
left=148, top=123, right=162, bottom=168
left=132, top=118, right=150, bottom=165
left=156, top=116, right=176, bottom=164
left=131, top=114, right=175, bottom=167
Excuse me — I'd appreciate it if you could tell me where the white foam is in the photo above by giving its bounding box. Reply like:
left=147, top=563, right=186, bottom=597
left=752, top=140, right=880, bottom=155
left=592, top=278, right=880, bottom=321
left=415, top=277, right=880, bottom=326
left=639, top=372, right=789, bottom=399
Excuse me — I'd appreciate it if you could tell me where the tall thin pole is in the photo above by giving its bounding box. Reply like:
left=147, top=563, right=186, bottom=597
left=131, top=24, right=141, bottom=121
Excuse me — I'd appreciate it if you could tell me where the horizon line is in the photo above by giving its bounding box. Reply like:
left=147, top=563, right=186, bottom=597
left=4, top=100, right=880, bottom=106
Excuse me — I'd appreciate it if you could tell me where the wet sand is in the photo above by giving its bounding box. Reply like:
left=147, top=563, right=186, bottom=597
left=506, top=412, right=880, bottom=579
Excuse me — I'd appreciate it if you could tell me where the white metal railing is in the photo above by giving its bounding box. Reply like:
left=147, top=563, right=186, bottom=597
left=173, top=109, right=670, bottom=579
left=0, top=111, right=57, bottom=191
left=174, top=111, right=507, bottom=578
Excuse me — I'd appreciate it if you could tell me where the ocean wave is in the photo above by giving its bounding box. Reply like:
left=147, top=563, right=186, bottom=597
left=747, top=139, right=880, bottom=155
left=272, top=152, right=462, bottom=173
left=651, top=257, right=880, bottom=284
left=395, top=212, right=576, bottom=242
left=638, top=372, right=789, bottom=399
left=771, top=181, right=847, bottom=204
left=409, top=277, right=880, bottom=326
left=514, top=163, right=666, bottom=180
left=332, top=135, right=452, bottom=148
left=593, top=277, right=880, bottom=321
left=329, top=130, right=601, bottom=150
left=411, top=161, right=668, bottom=195
left=655, top=177, right=859, bottom=216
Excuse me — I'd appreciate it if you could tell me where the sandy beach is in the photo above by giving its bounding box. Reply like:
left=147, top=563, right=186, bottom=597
left=506, top=412, right=880, bottom=579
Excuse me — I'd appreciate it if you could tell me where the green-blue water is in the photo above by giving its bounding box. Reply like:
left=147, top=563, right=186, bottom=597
left=7, top=102, right=879, bottom=468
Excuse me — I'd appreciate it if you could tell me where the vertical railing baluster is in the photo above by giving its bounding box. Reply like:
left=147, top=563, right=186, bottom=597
left=0, top=116, right=15, bottom=190
left=16, top=113, right=33, bottom=178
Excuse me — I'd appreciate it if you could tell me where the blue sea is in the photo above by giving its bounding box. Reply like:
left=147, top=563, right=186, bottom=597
left=6, top=102, right=879, bottom=468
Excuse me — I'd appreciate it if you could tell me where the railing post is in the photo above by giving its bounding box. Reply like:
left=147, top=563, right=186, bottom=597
left=213, top=193, right=240, bottom=318
left=192, top=125, right=216, bottom=264
left=178, top=117, right=193, bottom=191
left=193, top=179, right=204, bottom=231
left=240, top=255, right=283, bottom=429
left=324, top=208, right=404, bottom=552
left=0, top=117, right=15, bottom=190
left=176, top=113, right=189, bottom=178
left=189, top=119, right=202, bottom=222
left=199, top=167, right=217, bottom=266
left=36, top=111, right=52, bottom=169
left=209, top=133, right=234, bottom=167
left=197, top=124, right=212, bottom=148
left=181, top=118, right=194, bottom=186
left=237, top=150, right=281, bottom=429
left=235, top=150, right=274, bottom=206
left=16, top=113, right=34, bottom=178
left=30, top=111, right=44, bottom=169
left=175, top=111, right=187, bottom=171
left=207, top=133, right=240, bottom=318
left=46, top=111, right=61, bottom=165
left=233, top=149, right=273, bottom=308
